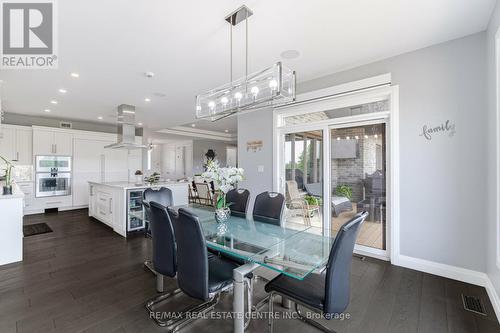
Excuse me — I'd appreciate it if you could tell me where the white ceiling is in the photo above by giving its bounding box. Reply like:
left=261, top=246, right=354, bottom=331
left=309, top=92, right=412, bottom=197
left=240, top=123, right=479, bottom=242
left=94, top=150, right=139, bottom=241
left=0, top=0, right=496, bottom=132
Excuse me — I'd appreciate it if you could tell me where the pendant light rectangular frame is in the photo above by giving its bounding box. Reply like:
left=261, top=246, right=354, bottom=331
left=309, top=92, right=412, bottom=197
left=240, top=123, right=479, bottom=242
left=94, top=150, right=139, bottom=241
left=195, top=62, right=296, bottom=121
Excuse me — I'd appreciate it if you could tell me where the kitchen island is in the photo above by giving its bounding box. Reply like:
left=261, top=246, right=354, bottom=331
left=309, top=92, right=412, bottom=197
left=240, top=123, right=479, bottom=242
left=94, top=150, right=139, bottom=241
left=88, top=181, right=189, bottom=237
left=0, top=183, right=24, bottom=265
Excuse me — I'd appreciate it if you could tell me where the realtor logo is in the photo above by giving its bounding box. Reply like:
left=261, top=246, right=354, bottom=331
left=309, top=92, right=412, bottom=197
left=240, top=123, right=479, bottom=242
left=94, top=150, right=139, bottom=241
left=1, top=0, right=57, bottom=68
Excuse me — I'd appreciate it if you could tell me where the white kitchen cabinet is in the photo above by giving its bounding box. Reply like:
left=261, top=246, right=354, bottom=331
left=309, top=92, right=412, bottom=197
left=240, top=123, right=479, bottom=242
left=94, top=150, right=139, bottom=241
left=32, top=129, right=55, bottom=156
left=95, top=190, right=113, bottom=226
left=73, top=134, right=143, bottom=208
left=0, top=125, right=33, bottom=165
left=33, top=128, right=73, bottom=156
left=73, top=138, right=110, bottom=207
left=104, top=148, right=129, bottom=182
left=16, top=181, right=34, bottom=213
left=54, top=132, right=73, bottom=155
left=15, top=128, right=32, bottom=164
left=0, top=127, right=16, bottom=161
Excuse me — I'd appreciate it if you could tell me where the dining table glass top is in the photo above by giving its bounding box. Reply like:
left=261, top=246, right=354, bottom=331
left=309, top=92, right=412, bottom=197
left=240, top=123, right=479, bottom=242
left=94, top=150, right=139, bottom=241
left=174, top=204, right=337, bottom=280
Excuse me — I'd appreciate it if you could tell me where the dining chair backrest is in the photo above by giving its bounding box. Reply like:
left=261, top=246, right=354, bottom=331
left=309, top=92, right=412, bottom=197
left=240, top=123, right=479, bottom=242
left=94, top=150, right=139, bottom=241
left=252, top=191, right=285, bottom=226
left=143, top=187, right=173, bottom=218
left=226, top=188, right=250, bottom=218
left=195, top=183, right=212, bottom=205
left=324, top=211, right=368, bottom=316
left=149, top=201, right=177, bottom=277
left=167, top=207, right=210, bottom=301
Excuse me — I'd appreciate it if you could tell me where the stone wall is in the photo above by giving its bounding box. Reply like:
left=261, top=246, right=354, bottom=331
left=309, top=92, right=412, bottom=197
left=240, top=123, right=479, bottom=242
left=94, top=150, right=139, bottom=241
left=331, top=125, right=384, bottom=202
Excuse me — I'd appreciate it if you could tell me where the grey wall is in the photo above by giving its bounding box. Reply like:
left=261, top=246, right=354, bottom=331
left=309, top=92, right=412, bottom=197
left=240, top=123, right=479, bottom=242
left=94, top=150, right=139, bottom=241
left=486, top=1, right=500, bottom=307
left=238, top=32, right=487, bottom=272
left=3, top=112, right=143, bottom=135
left=192, top=140, right=236, bottom=175
left=237, top=108, right=274, bottom=213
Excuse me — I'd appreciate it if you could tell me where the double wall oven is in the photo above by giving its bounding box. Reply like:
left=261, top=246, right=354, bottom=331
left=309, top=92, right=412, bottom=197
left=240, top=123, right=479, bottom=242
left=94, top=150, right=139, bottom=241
left=35, top=156, right=72, bottom=198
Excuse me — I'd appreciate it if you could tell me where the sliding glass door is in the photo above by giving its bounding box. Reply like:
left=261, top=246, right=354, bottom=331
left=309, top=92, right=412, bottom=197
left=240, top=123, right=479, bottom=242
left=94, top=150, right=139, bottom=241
left=283, top=130, right=324, bottom=232
left=330, top=122, right=387, bottom=251
left=276, top=84, right=393, bottom=259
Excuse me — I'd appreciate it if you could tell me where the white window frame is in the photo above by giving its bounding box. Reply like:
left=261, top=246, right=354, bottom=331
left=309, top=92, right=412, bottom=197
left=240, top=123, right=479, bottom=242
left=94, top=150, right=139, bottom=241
left=273, top=75, right=400, bottom=263
left=495, top=27, right=500, bottom=270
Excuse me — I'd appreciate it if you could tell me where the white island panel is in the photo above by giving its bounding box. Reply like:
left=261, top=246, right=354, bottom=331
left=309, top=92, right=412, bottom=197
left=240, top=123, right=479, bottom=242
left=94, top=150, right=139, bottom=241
left=0, top=184, right=24, bottom=265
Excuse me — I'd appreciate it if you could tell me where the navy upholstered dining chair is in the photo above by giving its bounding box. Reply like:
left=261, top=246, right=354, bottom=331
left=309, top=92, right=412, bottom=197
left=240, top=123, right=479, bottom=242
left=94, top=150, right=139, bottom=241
left=143, top=187, right=173, bottom=237
left=166, top=207, right=252, bottom=331
left=142, top=187, right=173, bottom=275
left=265, top=211, right=368, bottom=332
left=252, top=191, right=285, bottom=226
left=226, top=188, right=250, bottom=218
left=144, top=201, right=182, bottom=328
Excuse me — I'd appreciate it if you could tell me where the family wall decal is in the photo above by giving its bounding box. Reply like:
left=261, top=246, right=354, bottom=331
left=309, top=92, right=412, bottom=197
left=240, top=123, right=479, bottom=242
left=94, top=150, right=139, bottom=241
left=419, top=120, right=456, bottom=141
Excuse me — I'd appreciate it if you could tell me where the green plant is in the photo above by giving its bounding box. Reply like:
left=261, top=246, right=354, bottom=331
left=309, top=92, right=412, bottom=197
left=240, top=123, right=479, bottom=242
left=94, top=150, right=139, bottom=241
left=335, top=184, right=353, bottom=199
left=145, top=172, right=161, bottom=184
left=304, top=195, right=322, bottom=206
left=0, top=155, right=14, bottom=186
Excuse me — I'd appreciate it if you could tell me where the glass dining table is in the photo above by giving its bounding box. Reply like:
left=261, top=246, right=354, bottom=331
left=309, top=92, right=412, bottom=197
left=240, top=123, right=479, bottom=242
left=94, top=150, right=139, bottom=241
left=174, top=204, right=336, bottom=333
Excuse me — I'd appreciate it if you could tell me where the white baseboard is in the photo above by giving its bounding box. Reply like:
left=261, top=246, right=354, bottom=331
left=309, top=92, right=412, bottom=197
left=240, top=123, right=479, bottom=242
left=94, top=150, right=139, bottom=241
left=395, top=254, right=500, bottom=322
left=484, top=277, right=500, bottom=323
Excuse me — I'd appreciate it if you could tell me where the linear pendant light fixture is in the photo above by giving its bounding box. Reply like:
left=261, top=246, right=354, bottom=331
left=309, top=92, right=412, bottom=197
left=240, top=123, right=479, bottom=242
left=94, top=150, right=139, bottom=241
left=195, top=5, right=296, bottom=121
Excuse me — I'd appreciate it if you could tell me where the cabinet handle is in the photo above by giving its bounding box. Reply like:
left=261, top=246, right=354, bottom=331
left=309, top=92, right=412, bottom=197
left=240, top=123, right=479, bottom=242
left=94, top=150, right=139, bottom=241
left=16, top=152, right=19, bottom=161
left=99, top=198, right=106, bottom=202
left=109, top=198, right=113, bottom=214
left=54, top=143, right=57, bottom=154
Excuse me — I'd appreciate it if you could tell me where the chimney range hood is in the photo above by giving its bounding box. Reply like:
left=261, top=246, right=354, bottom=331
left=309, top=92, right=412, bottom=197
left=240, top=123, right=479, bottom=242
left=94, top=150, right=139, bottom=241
left=104, top=104, right=148, bottom=149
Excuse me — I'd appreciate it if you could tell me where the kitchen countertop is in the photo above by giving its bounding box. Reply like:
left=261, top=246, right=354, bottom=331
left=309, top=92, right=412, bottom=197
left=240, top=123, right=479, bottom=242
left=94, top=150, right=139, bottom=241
left=88, top=181, right=188, bottom=190
left=0, top=182, right=25, bottom=200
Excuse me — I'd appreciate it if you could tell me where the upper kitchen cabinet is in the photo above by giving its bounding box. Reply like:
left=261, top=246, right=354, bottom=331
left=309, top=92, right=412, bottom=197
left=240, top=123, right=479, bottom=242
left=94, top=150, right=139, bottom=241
left=0, top=126, right=16, bottom=161
left=33, top=127, right=73, bottom=156
left=15, top=127, right=32, bottom=164
left=0, top=125, right=33, bottom=164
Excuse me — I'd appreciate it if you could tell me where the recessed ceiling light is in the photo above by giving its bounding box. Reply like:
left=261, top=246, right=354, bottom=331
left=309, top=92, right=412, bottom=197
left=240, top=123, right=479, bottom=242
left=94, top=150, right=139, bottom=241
left=58, top=88, right=67, bottom=93
left=225, top=129, right=229, bottom=133
left=145, top=72, right=155, bottom=78
left=44, top=109, right=51, bottom=113
left=138, top=122, right=143, bottom=126
left=144, top=98, right=151, bottom=102
left=280, top=49, right=300, bottom=60
left=97, top=116, right=103, bottom=120
left=70, top=72, right=79, bottom=78
left=191, top=124, right=196, bottom=127
left=50, top=100, right=58, bottom=104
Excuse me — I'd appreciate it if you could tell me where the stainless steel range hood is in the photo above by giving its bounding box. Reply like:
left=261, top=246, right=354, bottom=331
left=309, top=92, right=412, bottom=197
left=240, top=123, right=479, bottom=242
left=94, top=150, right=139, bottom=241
left=104, top=104, right=148, bottom=149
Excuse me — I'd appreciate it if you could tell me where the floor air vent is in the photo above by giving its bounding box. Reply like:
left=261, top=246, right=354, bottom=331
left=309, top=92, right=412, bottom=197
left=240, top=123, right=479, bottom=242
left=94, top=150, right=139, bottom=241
left=462, top=294, right=487, bottom=316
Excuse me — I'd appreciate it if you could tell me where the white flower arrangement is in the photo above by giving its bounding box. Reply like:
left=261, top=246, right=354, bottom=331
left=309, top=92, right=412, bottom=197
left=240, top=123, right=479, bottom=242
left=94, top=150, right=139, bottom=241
left=201, top=160, right=244, bottom=209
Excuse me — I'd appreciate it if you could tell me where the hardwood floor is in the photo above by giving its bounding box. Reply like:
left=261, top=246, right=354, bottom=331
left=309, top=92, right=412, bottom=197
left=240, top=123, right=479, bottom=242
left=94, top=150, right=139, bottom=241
left=0, top=209, right=498, bottom=333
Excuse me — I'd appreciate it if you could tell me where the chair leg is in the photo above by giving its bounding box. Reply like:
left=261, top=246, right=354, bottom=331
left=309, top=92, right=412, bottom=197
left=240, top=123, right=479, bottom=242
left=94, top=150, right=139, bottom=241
left=145, top=288, right=183, bottom=327
left=252, top=275, right=271, bottom=311
left=169, top=293, right=221, bottom=332
left=156, top=273, right=164, bottom=292
left=268, top=292, right=275, bottom=333
left=143, top=260, right=157, bottom=276
left=295, top=303, right=337, bottom=333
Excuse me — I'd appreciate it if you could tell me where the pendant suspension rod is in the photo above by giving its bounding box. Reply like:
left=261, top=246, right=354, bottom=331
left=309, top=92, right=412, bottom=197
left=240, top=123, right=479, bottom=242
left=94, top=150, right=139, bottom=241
left=230, top=18, right=233, bottom=83
left=245, top=10, right=248, bottom=80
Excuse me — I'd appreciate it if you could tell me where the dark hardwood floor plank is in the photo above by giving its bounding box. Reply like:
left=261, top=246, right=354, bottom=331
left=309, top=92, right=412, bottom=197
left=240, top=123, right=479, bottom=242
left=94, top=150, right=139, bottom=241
left=445, top=279, right=479, bottom=333
left=0, top=209, right=497, bottom=333
left=417, top=273, right=448, bottom=333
